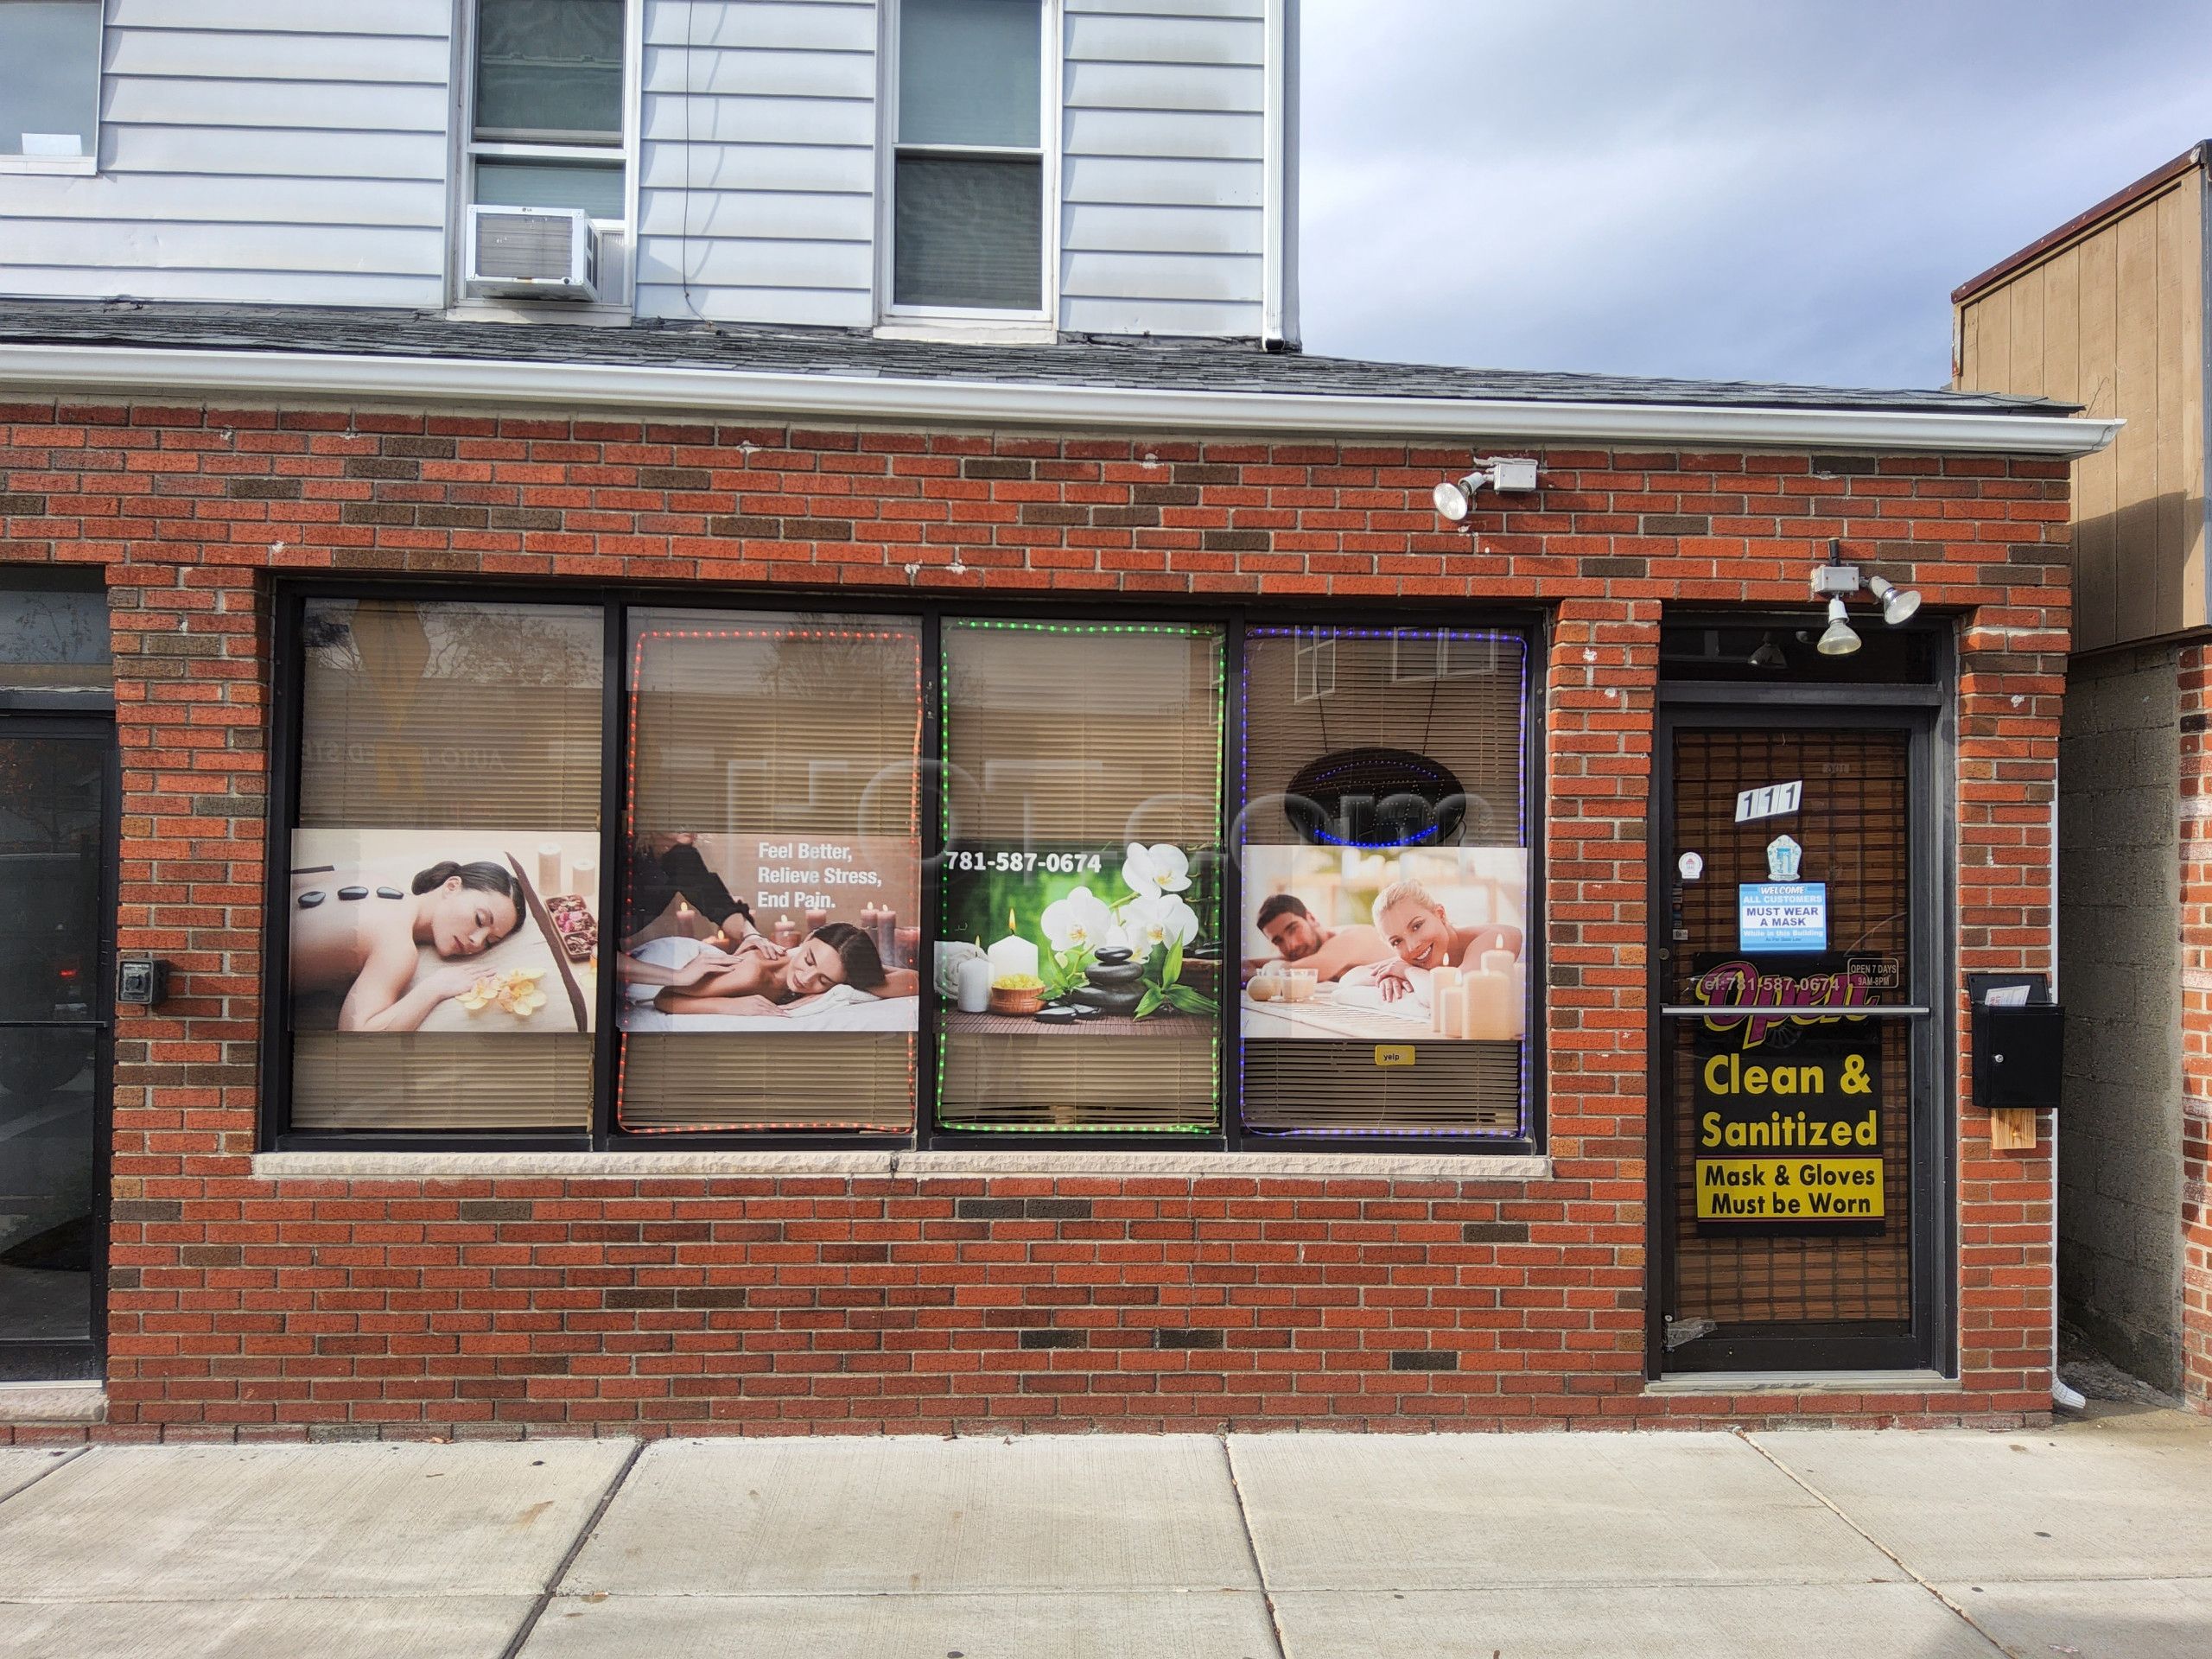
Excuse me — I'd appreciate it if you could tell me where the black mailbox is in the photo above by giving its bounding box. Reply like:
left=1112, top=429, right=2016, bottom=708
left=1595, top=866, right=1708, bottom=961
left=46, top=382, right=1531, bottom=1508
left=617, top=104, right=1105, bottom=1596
left=1972, top=1003, right=2064, bottom=1112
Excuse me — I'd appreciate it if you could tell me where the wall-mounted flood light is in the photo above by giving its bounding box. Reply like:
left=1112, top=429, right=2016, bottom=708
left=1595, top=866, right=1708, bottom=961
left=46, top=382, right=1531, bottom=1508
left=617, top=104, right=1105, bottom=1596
left=1815, top=596, right=1862, bottom=657
left=1866, top=574, right=1922, bottom=626
left=1433, top=456, right=1540, bottom=521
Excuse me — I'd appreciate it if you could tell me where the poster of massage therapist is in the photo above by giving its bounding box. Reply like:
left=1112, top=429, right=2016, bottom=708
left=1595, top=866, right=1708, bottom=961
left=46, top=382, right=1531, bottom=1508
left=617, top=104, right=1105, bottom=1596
left=936, top=842, right=1223, bottom=1030
left=616, top=833, right=921, bottom=1033
left=289, top=829, right=601, bottom=1035
left=1239, top=846, right=1528, bottom=1041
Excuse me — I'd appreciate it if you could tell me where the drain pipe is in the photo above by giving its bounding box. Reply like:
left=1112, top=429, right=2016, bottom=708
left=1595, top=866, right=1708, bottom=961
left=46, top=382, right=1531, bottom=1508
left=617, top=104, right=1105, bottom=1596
left=2048, top=766, right=2085, bottom=1413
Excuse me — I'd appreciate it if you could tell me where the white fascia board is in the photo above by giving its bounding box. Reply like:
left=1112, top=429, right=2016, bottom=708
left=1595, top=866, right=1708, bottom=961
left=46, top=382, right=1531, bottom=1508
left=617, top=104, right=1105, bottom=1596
left=0, top=342, right=2124, bottom=458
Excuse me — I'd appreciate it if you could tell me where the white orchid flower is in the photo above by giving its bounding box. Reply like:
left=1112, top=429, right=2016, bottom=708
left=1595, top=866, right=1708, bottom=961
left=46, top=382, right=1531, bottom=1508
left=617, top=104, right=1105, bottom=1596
left=1040, top=886, right=1115, bottom=954
left=1122, top=842, right=1192, bottom=899
left=1123, top=893, right=1199, bottom=952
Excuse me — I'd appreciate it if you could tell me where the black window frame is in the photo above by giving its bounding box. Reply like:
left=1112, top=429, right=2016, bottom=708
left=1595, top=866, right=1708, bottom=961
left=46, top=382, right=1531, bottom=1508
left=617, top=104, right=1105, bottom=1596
left=263, top=578, right=1548, bottom=1159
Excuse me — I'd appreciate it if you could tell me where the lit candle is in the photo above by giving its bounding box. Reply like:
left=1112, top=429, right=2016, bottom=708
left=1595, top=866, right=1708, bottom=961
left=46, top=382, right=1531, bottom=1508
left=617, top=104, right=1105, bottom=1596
left=1428, top=965, right=1462, bottom=1037
left=987, top=908, right=1039, bottom=983
left=956, top=954, right=994, bottom=1013
left=804, top=903, right=829, bottom=934
left=773, top=913, right=800, bottom=948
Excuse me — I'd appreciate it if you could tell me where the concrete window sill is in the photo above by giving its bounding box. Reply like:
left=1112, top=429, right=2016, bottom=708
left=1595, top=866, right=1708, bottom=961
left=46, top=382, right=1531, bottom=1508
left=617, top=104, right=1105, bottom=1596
left=251, top=1149, right=1552, bottom=1182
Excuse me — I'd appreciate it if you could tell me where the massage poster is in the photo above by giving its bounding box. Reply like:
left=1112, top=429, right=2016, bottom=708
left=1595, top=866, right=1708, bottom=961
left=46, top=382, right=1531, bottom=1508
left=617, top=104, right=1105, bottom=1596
left=1239, top=846, right=1528, bottom=1042
left=289, top=828, right=601, bottom=1035
left=618, top=833, right=920, bottom=1033
left=936, top=841, right=1223, bottom=1031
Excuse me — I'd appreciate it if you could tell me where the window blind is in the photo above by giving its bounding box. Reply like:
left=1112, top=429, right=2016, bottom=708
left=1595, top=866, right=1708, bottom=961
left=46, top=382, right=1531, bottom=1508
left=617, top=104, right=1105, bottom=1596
left=290, top=1033, right=592, bottom=1132
left=937, top=621, right=1224, bottom=1133
left=1243, top=630, right=1524, bottom=848
left=288, top=598, right=603, bottom=1134
left=297, top=599, right=602, bottom=831
left=617, top=612, right=923, bottom=1134
left=1239, top=629, right=1529, bottom=1138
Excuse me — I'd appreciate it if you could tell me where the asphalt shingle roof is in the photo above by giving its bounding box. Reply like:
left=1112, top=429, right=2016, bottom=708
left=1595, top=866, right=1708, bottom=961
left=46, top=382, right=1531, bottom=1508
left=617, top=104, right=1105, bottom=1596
left=0, top=300, right=2078, bottom=418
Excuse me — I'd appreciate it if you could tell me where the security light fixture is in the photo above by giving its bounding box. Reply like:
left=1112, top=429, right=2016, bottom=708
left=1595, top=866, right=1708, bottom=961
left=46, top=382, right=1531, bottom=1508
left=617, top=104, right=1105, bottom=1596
left=1432, top=456, right=1540, bottom=521
left=1867, top=574, right=1922, bottom=626
left=1748, top=632, right=1787, bottom=670
left=1815, top=596, right=1862, bottom=657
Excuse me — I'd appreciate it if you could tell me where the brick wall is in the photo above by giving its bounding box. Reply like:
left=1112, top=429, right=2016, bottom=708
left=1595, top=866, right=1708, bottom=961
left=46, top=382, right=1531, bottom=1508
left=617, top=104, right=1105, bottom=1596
left=0, top=398, right=2071, bottom=1438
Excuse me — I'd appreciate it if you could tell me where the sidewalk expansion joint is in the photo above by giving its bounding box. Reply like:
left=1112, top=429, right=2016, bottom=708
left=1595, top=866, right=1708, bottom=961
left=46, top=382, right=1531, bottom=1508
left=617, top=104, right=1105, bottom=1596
left=1218, top=1434, right=1291, bottom=1659
left=499, top=1437, right=645, bottom=1659
left=1734, top=1429, right=2012, bottom=1658
left=0, top=1446, right=87, bottom=1510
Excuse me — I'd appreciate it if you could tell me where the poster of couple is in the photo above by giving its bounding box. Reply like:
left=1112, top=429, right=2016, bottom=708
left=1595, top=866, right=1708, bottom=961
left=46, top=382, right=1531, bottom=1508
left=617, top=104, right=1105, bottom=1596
left=1239, top=845, right=1528, bottom=1042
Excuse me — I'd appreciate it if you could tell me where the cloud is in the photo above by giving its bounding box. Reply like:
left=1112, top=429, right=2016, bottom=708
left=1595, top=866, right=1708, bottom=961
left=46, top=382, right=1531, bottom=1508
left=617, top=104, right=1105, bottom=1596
left=1297, top=0, right=2212, bottom=389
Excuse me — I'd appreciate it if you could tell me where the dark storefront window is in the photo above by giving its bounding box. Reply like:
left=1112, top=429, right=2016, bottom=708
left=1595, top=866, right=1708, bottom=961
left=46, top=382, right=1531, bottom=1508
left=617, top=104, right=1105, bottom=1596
left=270, top=593, right=1541, bottom=1153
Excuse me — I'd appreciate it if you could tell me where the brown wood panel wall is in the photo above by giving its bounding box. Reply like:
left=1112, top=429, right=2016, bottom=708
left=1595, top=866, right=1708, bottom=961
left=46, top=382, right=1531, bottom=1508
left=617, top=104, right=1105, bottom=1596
left=1955, top=172, right=2204, bottom=649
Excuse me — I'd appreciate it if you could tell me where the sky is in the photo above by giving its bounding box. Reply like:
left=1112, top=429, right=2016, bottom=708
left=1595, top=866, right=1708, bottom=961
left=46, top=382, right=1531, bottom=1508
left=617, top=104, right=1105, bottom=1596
left=1297, top=0, right=2212, bottom=391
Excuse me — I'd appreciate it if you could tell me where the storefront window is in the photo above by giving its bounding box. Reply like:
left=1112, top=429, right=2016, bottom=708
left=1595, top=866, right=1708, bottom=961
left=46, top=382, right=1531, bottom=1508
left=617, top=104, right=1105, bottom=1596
left=1239, top=628, right=1530, bottom=1136
left=617, top=610, right=924, bottom=1132
left=286, top=597, right=603, bottom=1132
left=936, top=620, right=1225, bottom=1132
left=271, top=596, right=1538, bottom=1153
left=0, top=571, right=110, bottom=696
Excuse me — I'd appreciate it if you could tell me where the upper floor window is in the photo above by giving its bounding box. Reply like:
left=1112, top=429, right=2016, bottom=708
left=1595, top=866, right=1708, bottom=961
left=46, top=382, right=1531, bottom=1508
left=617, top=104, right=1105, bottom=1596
left=0, top=1, right=101, bottom=173
left=469, top=0, right=627, bottom=222
left=890, top=0, right=1046, bottom=315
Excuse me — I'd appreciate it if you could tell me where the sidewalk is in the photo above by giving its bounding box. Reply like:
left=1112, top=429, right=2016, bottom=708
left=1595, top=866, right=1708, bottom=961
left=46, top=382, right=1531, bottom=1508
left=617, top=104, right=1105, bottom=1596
left=1, top=1402, right=2208, bottom=1658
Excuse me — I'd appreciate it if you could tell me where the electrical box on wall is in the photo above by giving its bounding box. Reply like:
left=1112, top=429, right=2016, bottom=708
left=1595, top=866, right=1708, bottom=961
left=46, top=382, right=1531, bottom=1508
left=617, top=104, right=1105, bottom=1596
left=117, top=957, right=169, bottom=1007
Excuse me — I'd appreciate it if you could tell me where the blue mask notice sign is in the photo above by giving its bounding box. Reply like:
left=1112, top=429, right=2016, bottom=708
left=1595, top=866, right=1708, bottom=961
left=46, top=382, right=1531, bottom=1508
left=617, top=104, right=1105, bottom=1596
left=1738, top=881, right=1827, bottom=952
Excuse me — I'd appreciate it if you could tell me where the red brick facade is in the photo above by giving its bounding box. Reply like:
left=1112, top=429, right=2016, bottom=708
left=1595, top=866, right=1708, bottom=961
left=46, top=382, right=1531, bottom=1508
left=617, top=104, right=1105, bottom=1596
left=0, top=397, right=2070, bottom=1440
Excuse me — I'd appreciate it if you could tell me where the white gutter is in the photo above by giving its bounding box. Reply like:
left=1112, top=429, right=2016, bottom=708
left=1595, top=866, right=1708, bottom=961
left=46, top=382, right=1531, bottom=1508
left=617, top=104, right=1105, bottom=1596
left=0, top=342, right=2124, bottom=458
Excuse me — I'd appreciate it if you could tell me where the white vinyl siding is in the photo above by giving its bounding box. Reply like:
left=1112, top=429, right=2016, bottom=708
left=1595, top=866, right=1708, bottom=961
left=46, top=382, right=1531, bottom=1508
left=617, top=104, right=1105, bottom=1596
left=632, top=0, right=879, bottom=327
left=0, top=0, right=1293, bottom=340
left=0, top=1, right=454, bottom=307
left=1058, top=0, right=1265, bottom=337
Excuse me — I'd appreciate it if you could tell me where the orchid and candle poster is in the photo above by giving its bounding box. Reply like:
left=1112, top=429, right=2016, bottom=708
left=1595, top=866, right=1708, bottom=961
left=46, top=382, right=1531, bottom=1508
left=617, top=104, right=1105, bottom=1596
left=936, top=840, right=1224, bottom=1033
left=1238, top=845, right=1529, bottom=1043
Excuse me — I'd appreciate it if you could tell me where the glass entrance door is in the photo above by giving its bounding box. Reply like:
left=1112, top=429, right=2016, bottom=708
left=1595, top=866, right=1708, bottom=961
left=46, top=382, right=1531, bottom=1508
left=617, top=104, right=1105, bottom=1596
left=0, top=719, right=112, bottom=1381
left=1655, top=713, right=1938, bottom=1374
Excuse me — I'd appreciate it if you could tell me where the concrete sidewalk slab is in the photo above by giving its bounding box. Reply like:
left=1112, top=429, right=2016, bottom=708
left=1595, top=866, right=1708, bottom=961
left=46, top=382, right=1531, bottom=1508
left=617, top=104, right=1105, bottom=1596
left=0, top=1448, right=77, bottom=1503
left=1227, top=1432, right=1899, bottom=1591
left=1751, top=1415, right=2212, bottom=1580
left=562, top=1434, right=1256, bottom=1597
left=1937, top=1575, right=2212, bottom=1659
left=1267, top=1583, right=1995, bottom=1659
left=0, top=1440, right=632, bottom=1601
left=520, top=1590, right=1281, bottom=1658
left=0, top=1594, right=531, bottom=1659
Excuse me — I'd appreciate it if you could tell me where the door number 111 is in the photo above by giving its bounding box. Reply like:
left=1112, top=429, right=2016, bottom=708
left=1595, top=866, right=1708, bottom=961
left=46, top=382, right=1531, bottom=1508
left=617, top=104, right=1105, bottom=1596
left=1734, top=780, right=1802, bottom=823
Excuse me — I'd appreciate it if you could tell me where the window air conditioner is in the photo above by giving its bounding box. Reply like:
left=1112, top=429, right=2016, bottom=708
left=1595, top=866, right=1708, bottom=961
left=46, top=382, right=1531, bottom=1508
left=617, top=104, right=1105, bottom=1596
left=465, top=205, right=600, bottom=302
